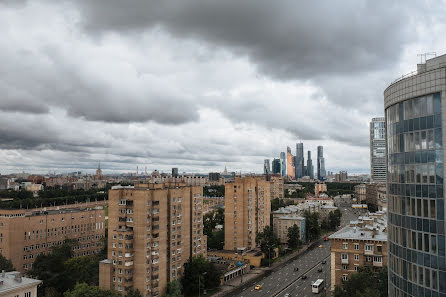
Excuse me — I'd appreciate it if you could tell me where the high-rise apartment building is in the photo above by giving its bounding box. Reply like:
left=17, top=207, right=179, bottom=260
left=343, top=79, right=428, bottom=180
left=264, top=159, right=271, bottom=175
left=224, top=176, right=271, bottom=251
left=0, top=202, right=106, bottom=273
left=272, top=158, right=281, bottom=174
left=286, top=147, right=295, bottom=180
left=280, top=152, right=287, bottom=177
left=306, top=151, right=314, bottom=179
left=171, top=168, right=179, bottom=178
left=99, top=183, right=206, bottom=297
left=317, top=146, right=326, bottom=180
left=370, top=117, right=387, bottom=183
left=295, top=143, right=305, bottom=179
left=385, top=54, right=446, bottom=297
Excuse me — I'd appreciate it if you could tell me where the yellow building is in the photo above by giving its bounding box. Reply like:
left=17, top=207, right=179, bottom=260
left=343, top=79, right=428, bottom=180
left=224, top=176, right=271, bottom=251
left=99, top=182, right=206, bottom=296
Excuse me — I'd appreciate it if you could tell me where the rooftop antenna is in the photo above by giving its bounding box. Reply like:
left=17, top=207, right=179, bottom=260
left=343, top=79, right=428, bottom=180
left=417, top=52, right=436, bottom=64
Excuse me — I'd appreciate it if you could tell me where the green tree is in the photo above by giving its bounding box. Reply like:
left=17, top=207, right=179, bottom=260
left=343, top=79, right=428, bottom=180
left=320, top=218, right=330, bottom=231
left=125, top=288, right=142, bottom=297
left=256, top=226, right=280, bottom=265
left=207, top=229, right=224, bottom=250
left=287, top=224, right=302, bottom=249
left=303, top=211, right=320, bottom=241
left=181, top=256, right=221, bottom=296
left=0, top=253, right=14, bottom=272
left=328, top=209, right=342, bottom=231
left=63, top=283, right=119, bottom=297
left=162, top=280, right=182, bottom=297
left=64, top=256, right=100, bottom=287
left=333, top=267, right=388, bottom=297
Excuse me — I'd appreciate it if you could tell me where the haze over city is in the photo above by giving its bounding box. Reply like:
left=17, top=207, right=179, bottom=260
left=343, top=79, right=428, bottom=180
left=0, top=0, right=444, bottom=175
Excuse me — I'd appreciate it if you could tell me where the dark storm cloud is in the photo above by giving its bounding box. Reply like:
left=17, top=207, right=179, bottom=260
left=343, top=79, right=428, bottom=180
left=74, top=0, right=412, bottom=81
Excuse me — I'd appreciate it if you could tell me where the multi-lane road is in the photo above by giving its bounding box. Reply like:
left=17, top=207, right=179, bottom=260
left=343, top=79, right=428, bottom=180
left=229, top=207, right=358, bottom=297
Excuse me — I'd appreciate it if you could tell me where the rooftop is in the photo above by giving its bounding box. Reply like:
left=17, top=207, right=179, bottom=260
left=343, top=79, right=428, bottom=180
left=0, top=271, right=41, bottom=294
left=329, top=211, right=387, bottom=241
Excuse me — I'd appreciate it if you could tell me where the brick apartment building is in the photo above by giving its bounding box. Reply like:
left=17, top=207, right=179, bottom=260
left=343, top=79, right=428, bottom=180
left=329, top=211, right=388, bottom=291
left=224, top=176, right=271, bottom=251
left=99, top=182, right=206, bottom=297
left=0, top=202, right=106, bottom=273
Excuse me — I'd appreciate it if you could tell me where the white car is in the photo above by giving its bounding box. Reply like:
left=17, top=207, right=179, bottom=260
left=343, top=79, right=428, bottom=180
left=284, top=294, right=290, bottom=297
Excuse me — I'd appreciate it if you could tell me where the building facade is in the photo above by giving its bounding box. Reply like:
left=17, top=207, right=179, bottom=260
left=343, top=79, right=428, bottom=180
left=273, top=215, right=306, bottom=244
left=384, top=54, right=446, bottom=297
left=286, top=147, right=295, bottom=180
left=317, top=146, right=326, bottom=180
left=272, top=158, right=281, bottom=175
left=99, top=183, right=206, bottom=297
left=306, top=151, right=314, bottom=179
left=370, top=117, right=387, bottom=183
left=270, top=176, right=284, bottom=199
left=224, top=176, right=271, bottom=251
left=263, top=159, right=271, bottom=175
left=354, top=184, right=367, bottom=203
left=280, top=152, right=287, bottom=177
left=0, top=271, right=41, bottom=297
left=0, top=203, right=106, bottom=273
left=329, top=212, right=387, bottom=291
left=295, top=143, right=305, bottom=179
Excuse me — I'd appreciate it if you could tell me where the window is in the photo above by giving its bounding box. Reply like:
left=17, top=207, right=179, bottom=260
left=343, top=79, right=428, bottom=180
left=354, top=266, right=359, bottom=271
left=354, top=254, right=359, bottom=261
left=365, top=244, right=373, bottom=252
left=342, top=264, right=348, bottom=270
left=25, top=293, right=31, bottom=297
left=342, top=274, right=348, bottom=281
left=341, top=253, right=348, bottom=260
left=354, top=243, right=359, bottom=250
left=343, top=243, right=348, bottom=249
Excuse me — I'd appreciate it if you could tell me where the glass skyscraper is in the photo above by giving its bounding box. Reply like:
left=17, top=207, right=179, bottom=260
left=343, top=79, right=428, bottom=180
left=370, top=117, right=387, bottom=183
left=385, top=55, right=446, bottom=297
left=295, top=143, right=305, bottom=179
left=317, top=145, right=326, bottom=180
left=306, top=151, right=314, bottom=179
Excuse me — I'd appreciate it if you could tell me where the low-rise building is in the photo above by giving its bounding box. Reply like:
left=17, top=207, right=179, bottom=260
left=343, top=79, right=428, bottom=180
left=314, top=183, right=327, bottom=197
left=365, top=183, right=386, bottom=206
left=270, top=176, right=284, bottom=199
left=329, top=211, right=387, bottom=291
left=0, top=271, right=41, bottom=297
left=0, top=202, right=106, bottom=273
left=273, top=215, right=306, bottom=244
left=354, top=184, right=366, bottom=203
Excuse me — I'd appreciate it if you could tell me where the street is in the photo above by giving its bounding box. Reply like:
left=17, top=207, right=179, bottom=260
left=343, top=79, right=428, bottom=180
left=227, top=207, right=356, bottom=297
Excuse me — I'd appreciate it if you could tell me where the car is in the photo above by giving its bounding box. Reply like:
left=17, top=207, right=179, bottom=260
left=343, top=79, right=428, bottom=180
left=301, top=275, right=307, bottom=280
left=317, top=267, right=323, bottom=272
left=255, top=284, right=262, bottom=290
left=284, top=294, right=290, bottom=297
left=322, top=260, right=327, bottom=264
left=318, top=244, right=323, bottom=248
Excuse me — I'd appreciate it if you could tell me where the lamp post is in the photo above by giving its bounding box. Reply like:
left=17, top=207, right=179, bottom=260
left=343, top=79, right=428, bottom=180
left=198, top=271, right=207, bottom=297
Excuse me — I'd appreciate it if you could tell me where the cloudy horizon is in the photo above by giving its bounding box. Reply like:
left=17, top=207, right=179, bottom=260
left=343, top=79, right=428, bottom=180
left=0, top=0, right=445, bottom=175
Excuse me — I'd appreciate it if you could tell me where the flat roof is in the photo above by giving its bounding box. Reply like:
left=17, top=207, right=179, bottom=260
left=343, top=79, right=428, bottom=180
left=0, top=271, right=41, bottom=294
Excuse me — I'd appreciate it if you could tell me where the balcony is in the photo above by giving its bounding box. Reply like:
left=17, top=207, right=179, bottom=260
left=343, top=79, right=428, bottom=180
left=124, top=261, right=134, bottom=267
left=373, top=261, right=383, bottom=267
left=341, top=258, right=349, bottom=264
left=364, top=249, right=374, bottom=256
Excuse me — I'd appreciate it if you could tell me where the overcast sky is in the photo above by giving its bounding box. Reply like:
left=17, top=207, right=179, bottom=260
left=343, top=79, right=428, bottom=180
left=0, top=0, right=445, bottom=175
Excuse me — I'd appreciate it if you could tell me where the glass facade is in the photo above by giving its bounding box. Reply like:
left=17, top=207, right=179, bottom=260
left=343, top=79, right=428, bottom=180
left=371, top=118, right=387, bottom=182
left=387, top=92, right=446, bottom=297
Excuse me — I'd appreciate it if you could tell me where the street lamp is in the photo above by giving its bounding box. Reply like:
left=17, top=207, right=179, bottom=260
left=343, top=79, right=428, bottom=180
left=198, top=272, right=207, bottom=297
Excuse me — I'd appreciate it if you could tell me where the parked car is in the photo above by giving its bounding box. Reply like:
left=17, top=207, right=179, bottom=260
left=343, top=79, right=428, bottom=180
left=322, top=260, right=327, bottom=264
left=255, top=284, right=262, bottom=290
left=301, top=275, right=308, bottom=280
left=317, top=267, right=323, bottom=272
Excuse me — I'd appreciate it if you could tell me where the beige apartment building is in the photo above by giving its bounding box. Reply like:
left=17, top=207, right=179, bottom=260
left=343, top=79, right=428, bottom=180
left=269, top=176, right=284, bottom=199
left=99, top=182, right=206, bottom=297
left=329, top=211, right=387, bottom=291
left=0, top=271, right=41, bottom=297
left=0, top=202, right=106, bottom=273
left=273, top=215, right=305, bottom=244
left=224, top=176, right=271, bottom=251
left=354, top=184, right=367, bottom=203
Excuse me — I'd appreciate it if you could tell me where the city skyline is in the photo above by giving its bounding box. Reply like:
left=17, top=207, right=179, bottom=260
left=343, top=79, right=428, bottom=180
left=1, top=1, right=445, bottom=175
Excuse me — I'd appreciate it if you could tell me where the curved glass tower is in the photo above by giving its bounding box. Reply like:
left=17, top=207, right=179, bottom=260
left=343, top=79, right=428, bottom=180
left=385, top=55, right=446, bottom=297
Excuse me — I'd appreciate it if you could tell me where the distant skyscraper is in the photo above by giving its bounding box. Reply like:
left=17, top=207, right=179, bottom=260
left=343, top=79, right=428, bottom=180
left=280, top=152, right=286, bottom=177
left=264, top=159, right=271, bottom=174
left=172, top=167, right=179, bottom=177
left=306, top=151, right=314, bottom=179
left=295, top=143, right=304, bottom=179
left=317, top=146, right=326, bottom=180
left=370, top=117, right=387, bottom=183
left=272, top=158, right=281, bottom=174
left=286, top=146, right=295, bottom=179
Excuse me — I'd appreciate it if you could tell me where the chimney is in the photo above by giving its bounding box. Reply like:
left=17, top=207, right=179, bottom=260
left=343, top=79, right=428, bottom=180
left=1, top=270, right=4, bottom=278
left=372, top=228, right=376, bottom=238
left=14, top=272, right=22, bottom=283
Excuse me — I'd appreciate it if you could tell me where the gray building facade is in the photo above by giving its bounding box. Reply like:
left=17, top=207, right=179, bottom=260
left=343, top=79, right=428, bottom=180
left=280, top=152, right=286, bottom=177
left=370, top=117, right=387, bottom=183
left=272, top=158, right=281, bottom=174
left=317, top=145, right=326, bottom=180
left=306, top=151, right=314, bottom=179
left=384, top=54, right=446, bottom=297
left=295, top=142, right=305, bottom=179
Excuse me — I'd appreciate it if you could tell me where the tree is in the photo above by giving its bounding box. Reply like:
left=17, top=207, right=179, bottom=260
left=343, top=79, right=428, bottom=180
left=181, top=256, right=221, bottom=296
left=328, top=209, right=342, bottom=231
left=162, top=280, right=182, bottom=297
left=207, top=229, right=224, bottom=250
left=0, top=253, right=14, bottom=272
left=333, top=267, right=388, bottom=297
left=287, top=224, right=302, bottom=250
left=64, top=256, right=100, bottom=288
left=256, top=226, right=280, bottom=265
left=303, top=211, right=320, bottom=241
left=64, top=283, right=119, bottom=297
left=125, top=288, right=142, bottom=297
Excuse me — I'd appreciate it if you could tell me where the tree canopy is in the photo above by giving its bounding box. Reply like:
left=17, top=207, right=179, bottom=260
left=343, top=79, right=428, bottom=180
left=256, top=225, right=280, bottom=262
left=64, top=283, right=119, bottom=297
left=287, top=224, right=302, bottom=250
left=333, top=267, right=388, bottom=297
left=304, top=211, right=320, bottom=241
left=162, top=280, right=182, bottom=297
left=181, top=256, right=221, bottom=296
left=0, top=253, right=14, bottom=272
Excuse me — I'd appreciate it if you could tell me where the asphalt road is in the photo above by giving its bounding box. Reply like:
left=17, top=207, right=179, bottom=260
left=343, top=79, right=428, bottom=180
left=229, top=207, right=357, bottom=297
left=232, top=240, right=330, bottom=297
